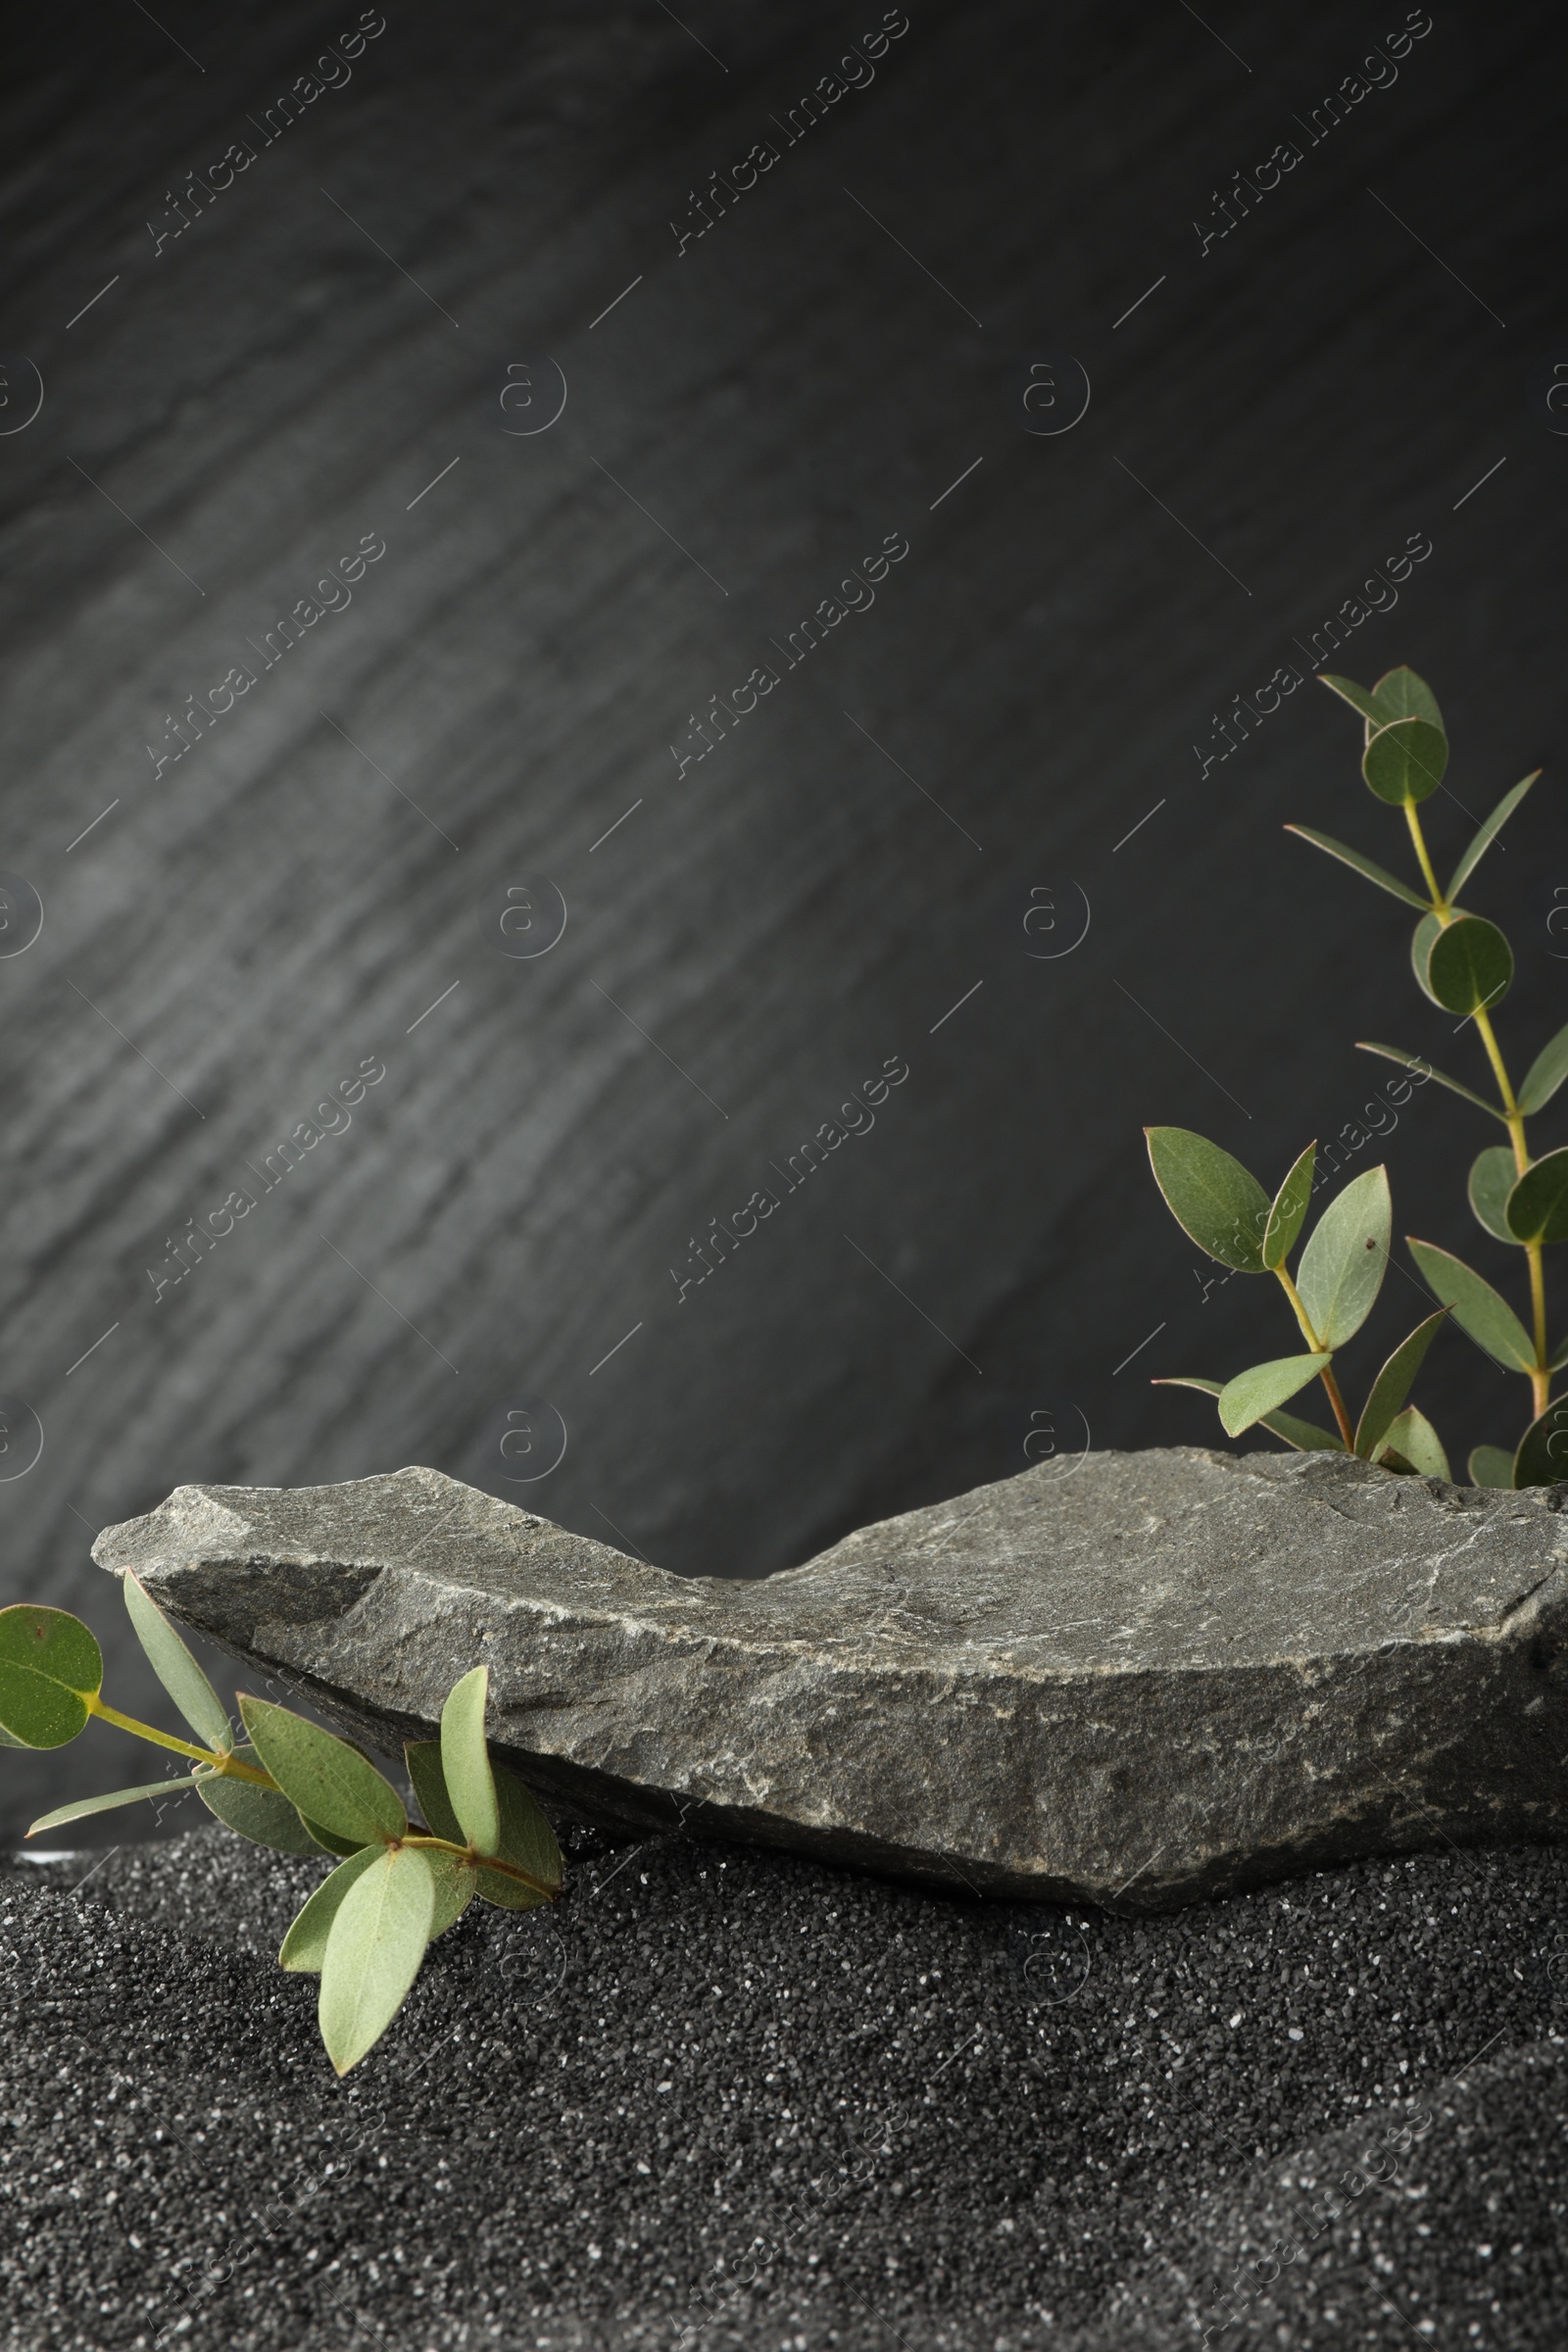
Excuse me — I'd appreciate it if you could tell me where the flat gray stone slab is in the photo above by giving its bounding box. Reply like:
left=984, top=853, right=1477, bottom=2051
left=93, top=1448, right=1568, bottom=1909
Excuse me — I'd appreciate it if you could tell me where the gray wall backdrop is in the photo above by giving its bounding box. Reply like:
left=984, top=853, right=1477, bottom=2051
left=2, top=0, right=1565, bottom=1834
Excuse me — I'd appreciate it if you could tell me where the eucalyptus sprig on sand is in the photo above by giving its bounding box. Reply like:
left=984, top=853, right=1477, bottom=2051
left=1, top=1578, right=563, bottom=2072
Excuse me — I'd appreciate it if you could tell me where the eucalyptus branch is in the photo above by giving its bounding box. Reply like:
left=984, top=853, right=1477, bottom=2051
left=2, top=1573, right=565, bottom=2075
left=1149, top=666, right=1565, bottom=1487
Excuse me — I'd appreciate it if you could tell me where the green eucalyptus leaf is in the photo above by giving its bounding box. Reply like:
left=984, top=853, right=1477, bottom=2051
left=1518, top=1021, right=1568, bottom=1118
left=122, top=1573, right=231, bottom=1752
left=318, top=1844, right=436, bottom=2075
left=1446, top=771, right=1541, bottom=901
left=1550, top=1332, right=1568, bottom=1374
left=1298, top=1166, right=1392, bottom=1347
left=28, top=1776, right=197, bottom=1838
left=1417, top=913, right=1513, bottom=1018
left=236, top=1695, right=405, bottom=1848
left=0, top=1606, right=103, bottom=1749
left=1263, top=1143, right=1316, bottom=1269
left=1406, top=1239, right=1537, bottom=1371
left=406, top=1740, right=465, bottom=1843
left=1363, top=716, right=1447, bottom=807
left=1218, top=1354, right=1333, bottom=1438
left=1284, top=826, right=1431, bottom=910
left=1255, top=1407, right=1344, bottom=1452
left=194, top=1766, right=324, bottom=1856
left=1468, top=1445, right=1516, bottom=1490
left=476, top=1863, right=556, bottom=1913
left=491, top=1762, right=564, bottom=1894
left=304, top=1817, right=368, bottom=1858
left=279, top=1844, right=382, bottom=1973
left=1376, top=1406, right=1451, bottom=1482
left=1153, top=1377, right=1345, bottom=1451
left=208, top=1741, right=358, bottom=1856
left=1370, top=666, right=1445, bottom=733
left=1469, top=1147, right=1522, bottom=1245
left=440, top=1665, right=501, bottom=1858
left=1513, top=1397, right=1568, bottom=1491
left=1318, top=672, right=1389, bottom=729
left=1505, top=1149, right=1568, bottom=1246
left=424, top=1846, right=476, bottom=1938
left=1145, top=1127, right=1269, bottom=1272
left=1409, top=910, right=1442, bottom=999
left=0, top=1724, right=29, bottom=1748
left=1353, top=1310, right=1448, bottom=1459
left=1355, top=1042, right=1507, bottom=1123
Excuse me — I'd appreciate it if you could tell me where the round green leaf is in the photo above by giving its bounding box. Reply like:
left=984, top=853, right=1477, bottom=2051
left=1416, top=913, right=1513, bottom=1017
left=1298, top=1166, right=1392, bottom=1348
left=1369, top=666, right=1445, bottom=734
left=1363, top=715, right=1447, bottom=806
left=1409, top=911, right=1443, bottom=1003
left=1469, top=1147, right=1522, bottom=1245
left=318, top=1843, right=436, bottom=2075
left=0, top=1605, right=103, bottom=1748
left=1468, top=1445, right=1516, bottom=1490
left=237, top=1694, right=406, bottom=1847
left=440, top=1665, right=501, bottom=1858
left=1513, top=1396, right=1568, bottom=1491
left=1145, top=1128, right=1270, bottom=1272
left=1505, top=1148, right=1568, bottom=1246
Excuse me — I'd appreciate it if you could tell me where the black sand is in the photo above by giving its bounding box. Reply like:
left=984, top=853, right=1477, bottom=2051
left=1, top=1824, right=1564, bottom=2350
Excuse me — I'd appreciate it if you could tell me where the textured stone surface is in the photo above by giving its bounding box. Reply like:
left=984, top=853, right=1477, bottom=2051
left=94, top=1448, right=1568, bottom=1909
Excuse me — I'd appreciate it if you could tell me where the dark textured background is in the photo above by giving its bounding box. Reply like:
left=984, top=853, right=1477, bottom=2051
left=2, top=0, right=1566, bottom=1831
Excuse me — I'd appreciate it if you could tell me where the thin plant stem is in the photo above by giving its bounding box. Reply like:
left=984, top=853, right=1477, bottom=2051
left=1404, top=803, right=1445, bottom=908
left=84, top=1696, right=273, bottom=1786
left=401, top=1830, right=557, bottom=1901
left=1470, top=1008, right=1550, bottom=1412
left=1274, top=1267, right=1356, bottom=1447
left=86, top=1696, right=216, bottom=1765
left=1408, top=803, right=1552, bottom=1422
